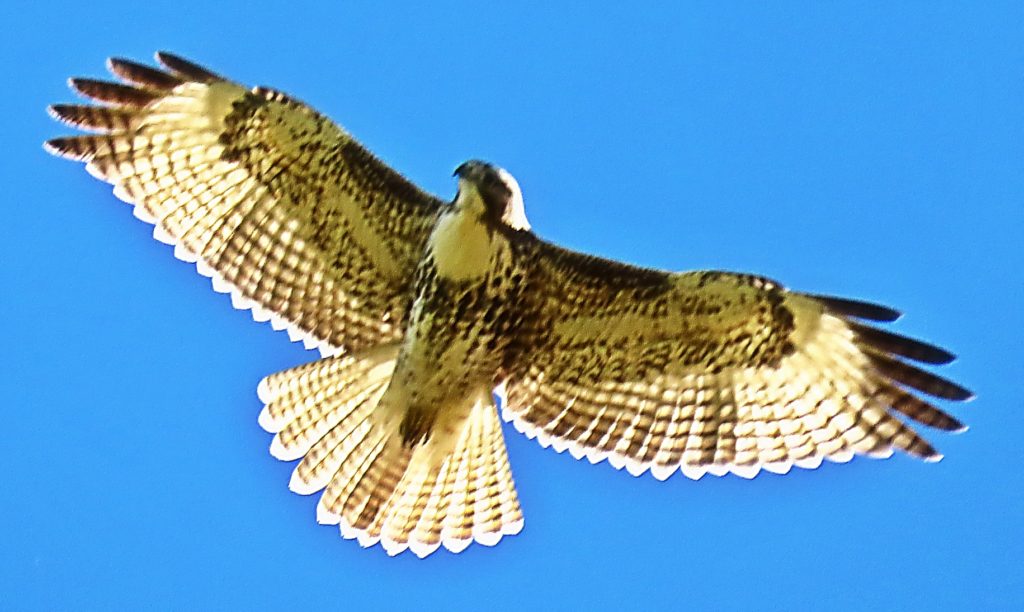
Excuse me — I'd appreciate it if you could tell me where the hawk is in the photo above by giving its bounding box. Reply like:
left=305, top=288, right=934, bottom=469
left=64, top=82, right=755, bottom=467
left=46, top=52, right=972, bottom=558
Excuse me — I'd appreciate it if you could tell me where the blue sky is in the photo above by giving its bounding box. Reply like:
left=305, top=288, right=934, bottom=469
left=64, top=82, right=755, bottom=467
left=2, top=2, right=1021, bottom=610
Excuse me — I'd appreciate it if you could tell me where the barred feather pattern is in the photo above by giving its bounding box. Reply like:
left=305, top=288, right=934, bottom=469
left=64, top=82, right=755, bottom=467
left=503, top=249, right=971, bottom=480
left=258, top=347, right=522, bottom=557
left=45, top=53, right=445, bottom=357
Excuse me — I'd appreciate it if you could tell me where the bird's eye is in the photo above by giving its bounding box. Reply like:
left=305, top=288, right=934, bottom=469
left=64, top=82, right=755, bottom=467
left=482, top=173, right=510, bottom=196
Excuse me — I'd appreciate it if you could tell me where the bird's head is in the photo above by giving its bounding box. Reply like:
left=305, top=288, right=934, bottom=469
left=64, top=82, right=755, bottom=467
left=453, top=160, right=531, bottom=231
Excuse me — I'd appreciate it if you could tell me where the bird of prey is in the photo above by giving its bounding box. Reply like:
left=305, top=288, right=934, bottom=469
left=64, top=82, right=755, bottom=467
left=46, top=52, right=972, bottom=558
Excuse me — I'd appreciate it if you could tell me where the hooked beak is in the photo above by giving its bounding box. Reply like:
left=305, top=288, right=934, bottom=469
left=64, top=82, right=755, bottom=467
left=453, top=160, right=492, bottom=179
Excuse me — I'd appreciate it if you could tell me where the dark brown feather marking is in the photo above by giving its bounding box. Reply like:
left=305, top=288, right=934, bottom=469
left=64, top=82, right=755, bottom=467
left=43, top=135, right=98, bottom=161
left=69, top=78, right=158, bottom=107
left=155, top=51, right=223, bottom=83
left=47, top=105, right=134, bottom=133
left=807, top=294, right=901, bottom=322
left=851, top=322, right=955, bottom=365
left=883, top=386, right=966, bottom=431
left=107, top=58, right=184, bottom=90
left=866, top=352, right=973, bottom=400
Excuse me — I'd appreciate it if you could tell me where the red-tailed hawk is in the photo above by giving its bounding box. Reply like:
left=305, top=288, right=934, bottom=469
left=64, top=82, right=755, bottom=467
left=46, top=53, right=972, bottom=558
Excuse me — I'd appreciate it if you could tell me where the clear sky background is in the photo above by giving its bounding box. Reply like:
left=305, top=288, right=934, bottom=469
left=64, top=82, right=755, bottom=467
left=2, top=2, right=1021, bottom=610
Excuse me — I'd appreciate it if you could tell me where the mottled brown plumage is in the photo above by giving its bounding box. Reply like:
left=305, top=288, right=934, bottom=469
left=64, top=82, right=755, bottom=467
left=46, top=52, right=971, bottom=557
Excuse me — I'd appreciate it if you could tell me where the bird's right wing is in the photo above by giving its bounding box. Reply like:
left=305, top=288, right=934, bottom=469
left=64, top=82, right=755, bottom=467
left=46, top=52, right=445, bottom=355
left=501, top=240, right=971, bottom=480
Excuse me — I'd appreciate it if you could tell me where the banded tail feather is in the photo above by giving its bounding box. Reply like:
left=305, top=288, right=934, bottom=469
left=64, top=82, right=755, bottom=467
left=258, top=344, right=523, bottom=557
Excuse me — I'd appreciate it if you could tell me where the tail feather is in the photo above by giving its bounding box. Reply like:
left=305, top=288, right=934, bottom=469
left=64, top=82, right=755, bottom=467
left=289, top=413, right=373, bottom=494
left=258, top=343, right=398, bottom=433
left=408, top=466, right=449, bottom=556
left=348, top=439, right=410, bottom=529
left=258, top=347, right=523, bottom=557
left=379, top=461, right=437, bottom=555
left=317, top=431, right=387, bottom=526
left=439, top=418, right=478, bottom=553
left=270, top=382, right=386, bottom=462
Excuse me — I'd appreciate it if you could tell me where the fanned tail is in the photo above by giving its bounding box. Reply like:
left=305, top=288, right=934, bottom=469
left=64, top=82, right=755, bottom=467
left=257, top=345, right=523, bottom=557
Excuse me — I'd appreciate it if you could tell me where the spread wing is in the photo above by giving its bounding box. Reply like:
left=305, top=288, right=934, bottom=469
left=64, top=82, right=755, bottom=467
left=45, top=53, right=444, bottom=355
left=501, top=240, right=972, bottom=480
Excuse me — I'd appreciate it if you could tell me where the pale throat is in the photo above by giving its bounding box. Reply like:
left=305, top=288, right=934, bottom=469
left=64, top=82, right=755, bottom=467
left=429, top=183, right=502, bottom=281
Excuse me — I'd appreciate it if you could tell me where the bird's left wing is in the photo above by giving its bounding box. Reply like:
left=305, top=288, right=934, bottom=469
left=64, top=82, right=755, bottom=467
left=501, top=240, right=972, bottom=480
left=46, top=53, right=445, bottom=355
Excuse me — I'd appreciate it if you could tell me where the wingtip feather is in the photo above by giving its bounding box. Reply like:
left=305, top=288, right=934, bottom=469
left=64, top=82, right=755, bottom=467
left=68, top=77, right=158, bottom=107
left=107, top=56, right=183, bottom=90
left=852, top=322, right=958, bottom=365
left=43, top=136, right=89, bottom=160
left=42, top=138, right=64, bottom=157
left=868, top=353, right=974, bottom=401
left=154, top=51, right=222, bottom=82
left=808, top=293, right=902, bottom=322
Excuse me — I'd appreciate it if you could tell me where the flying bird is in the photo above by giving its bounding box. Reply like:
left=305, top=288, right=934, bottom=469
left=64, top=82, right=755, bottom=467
left=45, top=52, right=972, bottom=558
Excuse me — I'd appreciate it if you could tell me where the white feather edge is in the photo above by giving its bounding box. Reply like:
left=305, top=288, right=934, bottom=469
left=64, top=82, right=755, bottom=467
left=298, top=404, right=525, bottom=558
left=313, top=491, right=522, bottom=558
left=111, top=185, right=359, bottom=444
left=269, top=434, right=305, bottom=462
left=107, top=188, right=343, bottom=360
left=268, top=386, right=523, bottom=558
left=499, top=405, right=891, bottom=482
left=87, top=163, right=342, bottom=368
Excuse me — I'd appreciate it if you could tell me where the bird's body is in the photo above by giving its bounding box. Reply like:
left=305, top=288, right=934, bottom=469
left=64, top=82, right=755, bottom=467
left=393, top=179, right=524, bottom=447
left=46, top=53, right=972, bottom=557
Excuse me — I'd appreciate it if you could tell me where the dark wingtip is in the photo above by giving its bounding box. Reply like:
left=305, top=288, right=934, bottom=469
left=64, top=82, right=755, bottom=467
left=42, top=138, right=61, bottom=155
left=941, top=382, right=975, bottom=402
left=154, top=51, right=221, bottom=82
left=851, top=322, right=958, bottom=365
left=107, top=56, right=183, bottom=90
left=910, top=342, right=957, bottom=366
left=47, top=103, right=89, bottom=126
left=68, top=77, right=158, bottom=107
left=43, top=136, right=78, bottom=158
left=935, top=382, right=973, bottom=402
left=46, top=103, right=134, bottom=133
left=929, top=412, right=969, bottom=432
left=903, top=434, right=944, bottom=462
left=806, top=294, right=902, bottom=322
left=868, top=353, right=974, bottom=401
